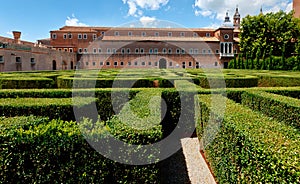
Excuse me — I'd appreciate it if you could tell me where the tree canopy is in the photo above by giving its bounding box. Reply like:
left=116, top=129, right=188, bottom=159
left=239, top=10, right=300, bottom=58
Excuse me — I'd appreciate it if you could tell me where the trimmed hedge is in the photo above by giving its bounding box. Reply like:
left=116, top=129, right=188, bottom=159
left=193, top=75, right=258, bottom=88
left=241, top=91, right=300, bottom=129
left=0, top=78, right=55, bottom=89
left=195, top=95, right=300, bottom=183
left=0, top=98, right=95, bottom=120
left=0, top=116, right=161, bottom=183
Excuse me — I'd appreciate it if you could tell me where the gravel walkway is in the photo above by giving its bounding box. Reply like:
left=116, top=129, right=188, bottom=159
left=181, top=138, right=216, bottom=184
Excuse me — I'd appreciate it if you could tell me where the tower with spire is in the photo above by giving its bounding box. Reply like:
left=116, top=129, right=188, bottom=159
left=233, top=5, right=240, bottom=30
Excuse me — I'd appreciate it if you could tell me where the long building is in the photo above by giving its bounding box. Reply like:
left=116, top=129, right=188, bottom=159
left=0, top=31, right=76, bottom=72
left=49, top=9, right=241, bottom=69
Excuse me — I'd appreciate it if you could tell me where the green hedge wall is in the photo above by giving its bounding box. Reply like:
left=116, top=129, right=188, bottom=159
left=193, top=75, right=258, bottom=88
left=0, top=98, right=95, bottom=120
left=0, top=116, right=161, bottom=183
left=0, top=78, right=55, bottom=89
left=241, top=91, right=300, bottom=129
left=195, top=95, right=300, bottom=183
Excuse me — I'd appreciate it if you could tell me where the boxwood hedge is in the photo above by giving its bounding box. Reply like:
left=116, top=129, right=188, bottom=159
left=0, top=116, right=161, bottom=183
left=195, top=95, right=300, bottom=183
left=241, top=91, right=300, bottom=129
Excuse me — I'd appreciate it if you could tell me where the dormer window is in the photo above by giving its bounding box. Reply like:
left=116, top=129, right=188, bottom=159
left=0, top=55, right=4, bottom=63
left=180, top=32, right=185, bottom=37
left=128, top=31, right=133, bottom=36
left=142, top=32, right=146, bottom=37
left=168, top=32, right=172, bottom=37
left=155, top=32, right=159, bottom=36
left=206, top=33, right=211, bottom=37
left=115, top=31, right=120, bottom=36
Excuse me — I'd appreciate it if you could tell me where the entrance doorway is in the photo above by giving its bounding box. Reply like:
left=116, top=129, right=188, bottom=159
left=159, top=58, right=167, bottom=69
left=52, top=60, right=57, bottom=70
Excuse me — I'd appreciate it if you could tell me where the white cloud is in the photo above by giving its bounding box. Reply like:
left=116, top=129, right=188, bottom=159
left=65, top=14, right=88, bottom=26
left=193, top=0, right=293, bottom=21
left=6, top=31, right=13, bottom=37
left=139, top=16, right=157, bottom=27
left=123, top=0, right=169, bottom=17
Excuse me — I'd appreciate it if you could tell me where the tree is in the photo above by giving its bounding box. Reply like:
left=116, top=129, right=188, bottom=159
left=239, top=10, right=300, bottom=70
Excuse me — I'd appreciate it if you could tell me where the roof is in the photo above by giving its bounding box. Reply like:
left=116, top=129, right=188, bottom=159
left=101, top=36, right=219, bottom=42
left=52, top=26, right=217, bottom=33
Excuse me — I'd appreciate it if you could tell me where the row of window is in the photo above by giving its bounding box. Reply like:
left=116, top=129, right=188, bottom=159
left=84, top=61, right=217, bottom=67
left=0, top=55, right=36, bottom=64
left=78, top=48, right=218, bottom=54
left=51, top=31, right=211, bottom=39
left=52, top=33, right=98, bottom=40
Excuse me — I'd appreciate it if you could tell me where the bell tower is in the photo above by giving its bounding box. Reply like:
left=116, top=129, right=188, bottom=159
left=233, top=5, right=240, bottom=30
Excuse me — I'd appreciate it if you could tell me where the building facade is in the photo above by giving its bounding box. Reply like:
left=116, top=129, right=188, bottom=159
left=0, top=31, right=76, bottom=72
left=294, top=0, right=300, bottom=18
left=49, top=11, right=241, bottom=69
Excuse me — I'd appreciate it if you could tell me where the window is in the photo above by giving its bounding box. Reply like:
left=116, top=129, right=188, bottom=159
left=93, top=48, right=97, bottom=54
left=78, top=48, right=83, bottom=53
left=216, top=49, right=219, bottom=54
left=107, top=48, right=111, bottom=54
left=169, top=62, right=173, bottom=67
left=176, top=49, right=180, bottom=54
left=98, top=48, right=102, bottom=53
left=64, top=48, right=68, bottom=52
left=155, top=62, right=158, bottom=66
left=140, top=48, right=144, bottom=54
left=168, top=48, right=172, bottom=54
left=180, top=32, right=185, bottom=37
left=208, top=49, right=211, bottom=54
left=141, top=61, right=145, bottom=66
left=52, top=33, right=57, bottom=39
left=100, top=61, right=104, bottom=66
left=69, top=48, right=73, bottom=52
left=142, top=32, right=146, bottom=37
left=114, top=61, right=118, bottom=66
left=149, top=49, right=153, bottom=54
left=84, top=48, right=88, bottom=53
left=181, top=49, right=185, bottom=54
left=189, top=49, right=193, bottom=54
left=63, top=34, right=67, bottom=39
left=162, top=48, right=167, bottom=54
left=202, top=49, right=206, bottom=54
left=112, top=48, right=116, bottom=54
left=189, top=62, right=192, bottom=67
left=215, top=62, right=218, bottom=66
left=68, top=33, right=72, bottom=39
left=234, top=49, right=237, bottom=54
left=148, top=62, right=152, bottom=66
left=127, top=48, right=131, bottom=54
left=93, top=62, right=96, bottom=66
left=224, top=34, right=230, bottom=40
left=135, top=48, right=139, bottom=54
left=134, top=61, right=138, bottom=66
left=194, top=49, right=199, bottom=54
left=83, top=34, right=87, bottom=39
left=101, top=31, right=105, bottom=35
left=16, top=57, right=21, bottom=63
left=168, top=32, right=172, bottom=37
left=121, top=48, right=125, bottom=54
left=30, top=58, right=35, bottom=64
left=154, top=48, right=158, bottom=54
left=106, top=61, right=110, bottom=66
left=93, top=34, right=97, bottom=40
left=0, top=56, right=4, bottom=63
left=58, top=48, right=62, bottom=51
left=120, top=61, right=124, bottom=66
left=155, top=32, right=159, bottom=37
left=196, top=62, right=200, bottom=68
left=86, top=62, right=89, bottom=66
left=78, top=34, right=82, bottom=39
left=128, top=31, right=133, bottom=36
left=128, top=61, right=131, bottom=66
left=206, top=33, right=211, bottom=37
left=193, top=33, right=198, bottom=37
left=114, top=31, right=119, bottom=36
left=182, top=62, right=186, bottom=68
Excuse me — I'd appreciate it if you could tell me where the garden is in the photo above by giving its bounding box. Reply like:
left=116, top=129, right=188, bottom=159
left=0, top=68, right=299, bottom=183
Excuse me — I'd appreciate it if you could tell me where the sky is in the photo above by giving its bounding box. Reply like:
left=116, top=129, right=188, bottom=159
left=0, top=0, right=293, bottom=42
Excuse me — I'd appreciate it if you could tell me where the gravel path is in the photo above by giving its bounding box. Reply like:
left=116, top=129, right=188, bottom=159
left=181, top=138, right=216, bottom=184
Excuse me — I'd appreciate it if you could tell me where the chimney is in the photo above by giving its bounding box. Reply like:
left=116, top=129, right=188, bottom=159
left=12, top=31, right=21, bottom=44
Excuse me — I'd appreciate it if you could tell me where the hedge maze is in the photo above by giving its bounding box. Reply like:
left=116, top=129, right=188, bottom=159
left=1, top=69, right=300, bottom=183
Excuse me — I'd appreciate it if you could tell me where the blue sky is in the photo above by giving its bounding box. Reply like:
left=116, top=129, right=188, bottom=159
left=0, top=0, right=293, bottom=42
